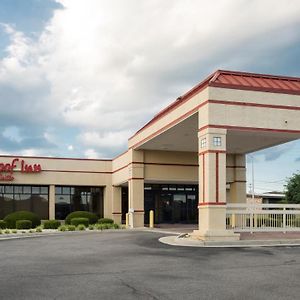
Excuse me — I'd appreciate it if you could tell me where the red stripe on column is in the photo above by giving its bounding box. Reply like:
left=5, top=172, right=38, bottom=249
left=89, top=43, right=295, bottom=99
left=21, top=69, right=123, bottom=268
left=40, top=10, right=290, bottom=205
left=198, top=202, right=226, bottom=206
left=199, top=150, right=226, bottom=155
left=128, top=177, right=144, bottom=181
left=216, top=152, right=219, bottom=203
left=202, top=153, right=205, bottom=203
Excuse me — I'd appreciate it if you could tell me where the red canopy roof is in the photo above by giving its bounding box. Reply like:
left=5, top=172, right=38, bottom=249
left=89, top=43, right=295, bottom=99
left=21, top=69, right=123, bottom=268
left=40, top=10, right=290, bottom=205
left=210, top=70, right=300, bottom=93
left=131, top=70, right=300, bottom=139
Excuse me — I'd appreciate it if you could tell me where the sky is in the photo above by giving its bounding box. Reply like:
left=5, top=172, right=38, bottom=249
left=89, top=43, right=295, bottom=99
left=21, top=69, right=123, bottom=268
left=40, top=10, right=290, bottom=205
left=0, top=0, right=300, bottom=193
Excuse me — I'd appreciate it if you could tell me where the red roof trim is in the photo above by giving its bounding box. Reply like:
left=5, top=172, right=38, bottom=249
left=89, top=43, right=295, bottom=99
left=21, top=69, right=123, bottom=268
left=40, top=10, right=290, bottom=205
left=128, top=71, right=216, bottom=140
left=209, top=82, right=300, bottom=96
left=213, top=69, right=300, bottom=82
left=0, top=154, right=112, bottom=162
left=199, top=124, right=300, bottom=134
left=128, top=70, right=300, bottom=143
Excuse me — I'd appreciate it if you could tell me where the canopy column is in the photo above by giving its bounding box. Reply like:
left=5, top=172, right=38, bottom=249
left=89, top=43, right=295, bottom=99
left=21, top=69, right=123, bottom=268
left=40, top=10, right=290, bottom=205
left=111, top=186, right=122, bottom=224
left=192, top=127, right=239, bottom=241
left=228, top=154, right=247, bottom=203
left=128, top=150, right=144, bottom=228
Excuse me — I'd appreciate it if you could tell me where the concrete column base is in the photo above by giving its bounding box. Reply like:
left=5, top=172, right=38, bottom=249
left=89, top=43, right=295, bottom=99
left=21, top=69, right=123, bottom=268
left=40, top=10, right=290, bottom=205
left=112, top=213, right=122, bottom=224
left=190, top=229, right=240, bottom=241
left=49, top=185, right=55, bottom=220
left=129, top=211, right=145, bottom=228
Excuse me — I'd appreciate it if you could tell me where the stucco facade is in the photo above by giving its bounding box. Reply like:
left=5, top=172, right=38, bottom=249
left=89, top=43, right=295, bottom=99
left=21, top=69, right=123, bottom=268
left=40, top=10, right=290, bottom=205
left=1, top=70, right=300, bottom=240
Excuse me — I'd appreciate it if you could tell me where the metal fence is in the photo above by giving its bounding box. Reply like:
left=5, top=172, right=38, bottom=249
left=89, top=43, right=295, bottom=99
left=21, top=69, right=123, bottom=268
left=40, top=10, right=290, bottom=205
left=226, top=203, right=300, bottom=232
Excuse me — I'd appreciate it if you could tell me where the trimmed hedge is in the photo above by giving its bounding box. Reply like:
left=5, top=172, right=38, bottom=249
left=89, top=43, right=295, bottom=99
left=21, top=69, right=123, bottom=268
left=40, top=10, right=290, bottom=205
left=77, top=224, right=86, bottom=231
left=70, top=217, right=89, bottom=227
left=95, top=223, right=113, bottom=230
left=98, top=218, right=114, bottom=224
left=4, top=211, right=41, bottom=229
left=0, top=220, right=7, bottom=229
left=67, top=225, right=76, bottom=231
left=43, top=220, right=61, bottom=229
left=16, top=220, right=32, bottom=229
left=65, top=211, right=98, bottom=225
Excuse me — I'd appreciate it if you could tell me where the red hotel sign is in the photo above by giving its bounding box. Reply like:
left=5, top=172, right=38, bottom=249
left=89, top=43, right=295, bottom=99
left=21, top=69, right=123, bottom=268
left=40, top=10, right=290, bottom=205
left=0, top=158, right=42, bottom=181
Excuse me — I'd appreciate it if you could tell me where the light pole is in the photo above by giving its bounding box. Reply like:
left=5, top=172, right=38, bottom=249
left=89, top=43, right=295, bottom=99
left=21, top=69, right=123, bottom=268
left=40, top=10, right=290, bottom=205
left=249, top=154, right=255, bottom=200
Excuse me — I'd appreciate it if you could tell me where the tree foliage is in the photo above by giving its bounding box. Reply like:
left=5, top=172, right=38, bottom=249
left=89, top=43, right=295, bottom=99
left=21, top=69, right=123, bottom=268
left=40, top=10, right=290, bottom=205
left=285, top=172, right=300, bottom=204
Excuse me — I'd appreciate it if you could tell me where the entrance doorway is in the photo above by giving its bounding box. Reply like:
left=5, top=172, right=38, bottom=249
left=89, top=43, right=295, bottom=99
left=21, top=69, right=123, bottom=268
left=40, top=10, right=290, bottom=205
left=145, top=184, right=198, bottom=224
left=122, top=184, right=198, bottom=224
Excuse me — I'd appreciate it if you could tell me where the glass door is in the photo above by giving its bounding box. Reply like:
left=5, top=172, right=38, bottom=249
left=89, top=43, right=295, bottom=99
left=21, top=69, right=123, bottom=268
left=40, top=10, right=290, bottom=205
left=186, top=194, right=198, bottom=223
left=173, top=194, right=187, bottom=223
left=159, top=193, right=172, bottom=223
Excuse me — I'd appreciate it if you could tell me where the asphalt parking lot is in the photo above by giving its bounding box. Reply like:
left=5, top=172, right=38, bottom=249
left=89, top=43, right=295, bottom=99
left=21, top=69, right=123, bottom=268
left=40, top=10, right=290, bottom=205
left=0, top=231, right=299, bottom=300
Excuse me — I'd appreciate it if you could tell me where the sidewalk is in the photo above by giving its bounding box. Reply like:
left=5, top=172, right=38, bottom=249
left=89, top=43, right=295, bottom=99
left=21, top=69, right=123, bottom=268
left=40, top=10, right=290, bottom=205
left=147, top=225, right=300, bottom=247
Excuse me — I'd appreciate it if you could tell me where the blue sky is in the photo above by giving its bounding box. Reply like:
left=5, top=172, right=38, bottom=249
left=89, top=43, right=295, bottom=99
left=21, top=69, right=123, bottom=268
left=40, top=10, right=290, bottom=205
left=0, top=0, right=300, bottom=193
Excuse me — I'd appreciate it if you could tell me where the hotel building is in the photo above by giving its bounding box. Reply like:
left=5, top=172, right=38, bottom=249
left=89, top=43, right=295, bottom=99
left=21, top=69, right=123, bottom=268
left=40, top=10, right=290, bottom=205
left=1, top=70, right=300, bottom=240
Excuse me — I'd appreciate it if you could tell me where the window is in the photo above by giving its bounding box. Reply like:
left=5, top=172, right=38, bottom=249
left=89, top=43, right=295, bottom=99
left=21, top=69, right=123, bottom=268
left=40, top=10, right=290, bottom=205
left=200, top=138, right=207, bottom=148
left=0, top=185, right=49, bottom=219
left=213, top=136, right=222, bottom=147
left=55, top=186, right=104, bottom=220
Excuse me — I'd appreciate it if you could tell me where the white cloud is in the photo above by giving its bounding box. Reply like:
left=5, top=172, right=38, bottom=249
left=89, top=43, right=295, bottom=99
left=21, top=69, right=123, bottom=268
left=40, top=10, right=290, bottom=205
left=84, top=148, right=103, bottom=159
left=1, top=0, right=300, bottom=157
left=79, top=130, right=132, bottom=150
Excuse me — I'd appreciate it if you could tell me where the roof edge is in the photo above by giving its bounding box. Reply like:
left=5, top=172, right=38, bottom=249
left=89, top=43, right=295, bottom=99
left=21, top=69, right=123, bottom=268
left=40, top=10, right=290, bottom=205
left=129, top=70, right=217, bottom=140
left=0, top=154, right=112, bottom=162
left=211, top=69, right=300, bottom=82
left=128, top=69, right=300, bottom=143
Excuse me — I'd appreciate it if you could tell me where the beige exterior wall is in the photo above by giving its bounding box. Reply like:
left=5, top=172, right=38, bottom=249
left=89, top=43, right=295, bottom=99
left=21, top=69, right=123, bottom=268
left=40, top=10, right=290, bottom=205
left=128, top=88, right=209, bottom=149
left=208, top=87, right=300, bottom=130
left=144, top=150, right=198, bottom=183
left=226, top=154, right=246, bottom=203
left=112, top=151, right=130, bottom=185
left=0, top=156, right=112, bottom=186
left=209, top=86, right=300, bottom=107
left=0, top=156, right=113, bottom=220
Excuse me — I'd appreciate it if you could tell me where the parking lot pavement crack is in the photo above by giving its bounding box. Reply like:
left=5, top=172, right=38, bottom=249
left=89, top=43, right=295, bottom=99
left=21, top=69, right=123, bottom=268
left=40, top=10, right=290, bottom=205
left=115, top=275, right=163, bottom=300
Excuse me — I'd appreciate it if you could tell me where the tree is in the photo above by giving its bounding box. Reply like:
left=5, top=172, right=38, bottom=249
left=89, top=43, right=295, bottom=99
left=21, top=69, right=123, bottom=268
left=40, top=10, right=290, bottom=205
left=285, top=172, right=300, bottom=204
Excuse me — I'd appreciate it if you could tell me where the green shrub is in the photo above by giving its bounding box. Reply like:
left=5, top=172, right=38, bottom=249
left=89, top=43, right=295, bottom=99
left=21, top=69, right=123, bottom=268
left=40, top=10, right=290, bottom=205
left=70, top=218, right=89, bottom=227
left=0, top=230, right=2, bottom=234
left=77, top=224, right=86, bottom=231
left=67, top=225, right=76, bottom=231
left=94, top=223, right=103, bottom=230
left=113, top=223, right=120, bottom=229
left=4, top=211, right=41, bottom=229
left=4, top=229, right=10, bottom=234
left=36, top=226, right=43, bottom=233
left=65, top=211, right=98, bottom=225
left=0, top=220, right=7, bottom=229
left=88, top=224, right=94, bottom=230
left=12, top=229, right=17, bottom=234
left=58, top=225, right=67, bottom=232
left=95, top=223, right=113, bottom=230
left=29, top=229, right=35, bottom=233
left=98, top=218, right=114, bottom=224
left=43, top=220, right=61, bottom=229
left=16, top=220, right=32, bottom=229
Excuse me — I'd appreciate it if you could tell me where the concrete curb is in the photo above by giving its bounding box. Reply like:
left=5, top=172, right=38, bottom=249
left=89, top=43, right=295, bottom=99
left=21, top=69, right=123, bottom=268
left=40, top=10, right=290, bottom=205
left=159, top=235, right=300, bottom=248
left=0, top=229, right=128, bottom=241
left=141, top=228, right=181, bottom=235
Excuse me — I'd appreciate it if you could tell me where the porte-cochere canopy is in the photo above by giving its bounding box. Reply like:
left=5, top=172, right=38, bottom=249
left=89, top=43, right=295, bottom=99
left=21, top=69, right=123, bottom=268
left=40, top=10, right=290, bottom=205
left=114, top=70, right=300, bottom=240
